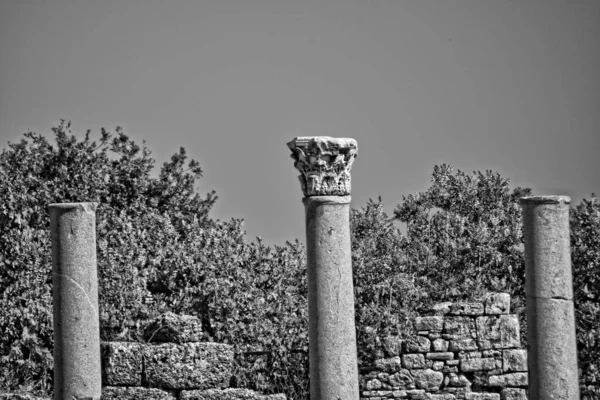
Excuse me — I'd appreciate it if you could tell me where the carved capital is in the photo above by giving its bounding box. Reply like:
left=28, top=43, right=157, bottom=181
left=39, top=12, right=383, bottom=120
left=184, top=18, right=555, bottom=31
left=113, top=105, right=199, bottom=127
left=287, top=136, right=358, bottom=196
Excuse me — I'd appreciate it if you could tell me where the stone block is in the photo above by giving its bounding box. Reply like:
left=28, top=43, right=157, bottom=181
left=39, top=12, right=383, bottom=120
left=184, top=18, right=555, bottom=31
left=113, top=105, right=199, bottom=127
left=383, top=336, right=404, bottom=356
left=449, top=302, right=484, bottom=316
left=430, top=395, right=456, bottom=400
left=144, top=312, right=203, bottom=343
left=444, top=317, right=476, bottom=340
left=500, top=388, right=527, bottom=400
left=484, top=293, right=510, bottom=315
left=460, top=358, right=496, bottom=372
left=404, top=336, right=431, bottom=353
left=448, top=339, right=478, bottom=352
left=447, top=373, right=471, bottom=387
left=432, top=361, right=444, bottom=371
left=431, top=302, right=453, bottom=316
left=426, top=352, right=454, bottom=360
left=143, top=342, right=233, bottom=389
left=432, top=338, right=449, bottom=352
left=101, top=342, right=143, bottom=386
left=365, top=379, right=382, bottom=390
left=476, top=315, right=520, bottom=349
left=405, top=389, right=426, bottom=399
left=412, top=369, right=443, bottom=391
left=180, top=389, right=286, bottom=399
left=402, top=354, right=427, bottom=369
left=375, top=356, right=402, bottom=373
left=415, top=316, right=443, bottom=332
left=465, top=394, right=500, bottom=400
left=101, top=387, right=176, bottom=400
left=488, top=373, right=528, bottom=388
left=389, top=369, right=414, bottom=388
left=502, top=350, right=527, bottom=372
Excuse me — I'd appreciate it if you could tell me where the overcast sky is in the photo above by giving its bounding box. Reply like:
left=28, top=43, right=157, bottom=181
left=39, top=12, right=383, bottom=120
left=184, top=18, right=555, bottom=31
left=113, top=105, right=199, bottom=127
left=1, top=0, right=599, bottom=245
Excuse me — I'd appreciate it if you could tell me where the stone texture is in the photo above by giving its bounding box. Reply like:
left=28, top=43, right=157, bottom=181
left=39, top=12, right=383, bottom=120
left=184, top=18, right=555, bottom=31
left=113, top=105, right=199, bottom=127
left=49, top=202, right=102, bottom=400
left=0, top=393, right=51, bottom=400
left=101, top=342, right=142, bottom=386
left=402, top=354, right=427, bottom=369
left=101, top=387, right=176, bottom=400
left=465, top=394, right=500, bottom=400
left=488, top=373, right=528, bottom=387
left=501, top=388, right=527, bottom=400
left=520, top=196, right=579, bottom=400
left=404, top=336, right=431, bottom=353
left=383, top=336, right=403, bottom=357
left=460, top=358, right=496, bottom=372
left=430, top=395, right=456, bottom=400
left=448, top=339, right=478, bottom=352
left=443, top=317, right=475, bottom=340
left=431, top=302, right=453, bottom=316
left=303, top=194, right=359, bottom=400
left=180, top=389, right=286, bottom=400
left=432, top=338, right=449, bottom=352
left=475, top=316, right=520, bottom=349
left=448, top=302, right=484, bottom=316
left=415, top=316, right=444, bottom=332
left=484, top=293, right=510, bottom=315
left=288, top=136, right=357, bottom=196
left=426, top=352, right=454, bottom=361
left=144, top=312, right=203, bottom=343
left=412, top=369, right=444, bottom=391
left=143, top=342, right=233, bottom=389
left=502, top=350, right=527, bottom=372
left=374, top=356, right=402, bottom=373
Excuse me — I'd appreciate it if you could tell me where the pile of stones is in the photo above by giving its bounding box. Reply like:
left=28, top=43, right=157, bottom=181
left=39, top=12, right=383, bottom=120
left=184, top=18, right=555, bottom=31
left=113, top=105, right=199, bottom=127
left=359, top=293, right=528, bottom=400
left=102, top=312, right=285, bottom=400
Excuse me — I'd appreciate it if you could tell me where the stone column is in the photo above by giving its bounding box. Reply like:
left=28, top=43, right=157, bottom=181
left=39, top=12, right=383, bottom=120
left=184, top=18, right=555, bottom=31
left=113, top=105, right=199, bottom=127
left=49, top=202, right=102, bottom=400
left=288, top=137, right=359, bottom=400
left=520, top=196, right=580, bottom=400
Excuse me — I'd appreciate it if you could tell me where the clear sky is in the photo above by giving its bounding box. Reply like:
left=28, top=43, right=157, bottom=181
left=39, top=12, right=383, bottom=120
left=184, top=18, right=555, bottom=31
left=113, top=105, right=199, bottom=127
left=1, top=0, right=599, bottom=245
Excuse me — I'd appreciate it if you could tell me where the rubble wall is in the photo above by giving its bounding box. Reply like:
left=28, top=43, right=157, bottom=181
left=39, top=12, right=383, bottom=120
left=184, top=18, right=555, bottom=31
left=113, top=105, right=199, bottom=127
left=359, top=293, right=529, bottom=400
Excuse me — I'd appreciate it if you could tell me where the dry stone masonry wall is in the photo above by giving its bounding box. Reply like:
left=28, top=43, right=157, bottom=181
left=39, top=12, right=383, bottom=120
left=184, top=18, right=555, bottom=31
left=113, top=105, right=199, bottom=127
left=101, top=312, right=285, bottom=400
left=359, top=293, right=528, bottom=400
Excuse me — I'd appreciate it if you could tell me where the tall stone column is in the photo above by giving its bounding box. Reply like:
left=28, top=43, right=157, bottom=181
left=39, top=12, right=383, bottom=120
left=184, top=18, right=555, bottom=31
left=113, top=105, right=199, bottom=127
left=49, top=202, right=102, bottom=400
left=520, top=196, right=580, bottom=400
left=288, top=137, right=359, bottom=400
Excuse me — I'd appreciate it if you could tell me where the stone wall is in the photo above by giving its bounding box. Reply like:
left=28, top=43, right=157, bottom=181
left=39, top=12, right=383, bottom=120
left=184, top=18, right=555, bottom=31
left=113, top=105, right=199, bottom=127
left=101, top=312, right=286, bottom=400
left=359, top=293, right=528, bottom=400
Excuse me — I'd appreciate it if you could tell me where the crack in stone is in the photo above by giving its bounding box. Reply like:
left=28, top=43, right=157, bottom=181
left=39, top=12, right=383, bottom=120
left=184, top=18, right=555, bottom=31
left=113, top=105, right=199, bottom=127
left=526, top=294, right=572, bottom=301
left=54, top=272, right=98, bottom=319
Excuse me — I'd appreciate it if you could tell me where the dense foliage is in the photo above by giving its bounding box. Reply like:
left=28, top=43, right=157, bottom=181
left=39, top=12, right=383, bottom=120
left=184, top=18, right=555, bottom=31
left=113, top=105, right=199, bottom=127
left=0, top=124, right=597, bottom=398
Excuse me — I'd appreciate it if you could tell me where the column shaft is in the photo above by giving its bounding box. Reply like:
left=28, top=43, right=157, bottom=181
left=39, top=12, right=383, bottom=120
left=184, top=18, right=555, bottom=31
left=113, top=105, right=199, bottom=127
left=520, top=196, right=580, bottom=400
left=304, top=195, right=359, bottom=400
left=49, top=202, right=102, bottom=400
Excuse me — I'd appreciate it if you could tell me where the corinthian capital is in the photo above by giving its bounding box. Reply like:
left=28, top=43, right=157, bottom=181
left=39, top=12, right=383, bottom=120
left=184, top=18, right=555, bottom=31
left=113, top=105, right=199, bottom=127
left=287, top=136, right=358, bottom=197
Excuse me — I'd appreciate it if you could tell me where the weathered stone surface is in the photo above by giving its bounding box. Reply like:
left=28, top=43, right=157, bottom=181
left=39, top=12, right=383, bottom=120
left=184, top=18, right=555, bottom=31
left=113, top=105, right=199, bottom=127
left=430, top=395, right=456, bottom=400
left=432, top=338, right=449, bottom=352
left=448, top=339, right=478, bottom=352
left=432, top=361, right=444, bottom=371
left=485, top=293, right=510, bottom=315
left=426, top=352, right=454, bottom=361
left=444, top=317, right=475, bottom=340
left=404, top=336, right=431, bottom=353
left=460, top=358, right=496, bottom=372
left=303, top=195, right=360, bottom=400
left=465, top=394, right=500, bottom=400
left=500, top=388, right=527, bottom=400
left=143, top=342, right=233, bottom=389
left=402, top=354, right=427, bottom=369
left=447, top=373, right=471, bottom=388
left=374, top=356, right=402, bottom=373
left=101, top=387, right=176, bottom=400
left=383, top=336, right=403, bottom=356
left=180, top=389, right=286, bottom=400
left=389, top=369, right=414, bottom=388
left=448, top=302, right=484, bottom=316
left=288, top=136, right=357, bottom=196
left=502, top=350, right=527, bottom=372
left=412, top=369, right=443, bottom=391
left=521, top=196, right=579, bottom=400
left=49, top=202, right=102, bottom=400
left=101, top=342, right=142, bottom=386
left=415, top=316, right=443, bottom=332
left=476, top=316, right=520, bottom=349
left=144, top=312, right=203, bottom=343
left=488, top=373, right=528, bottom=387
left=431, top=302, right=453, bottom=316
